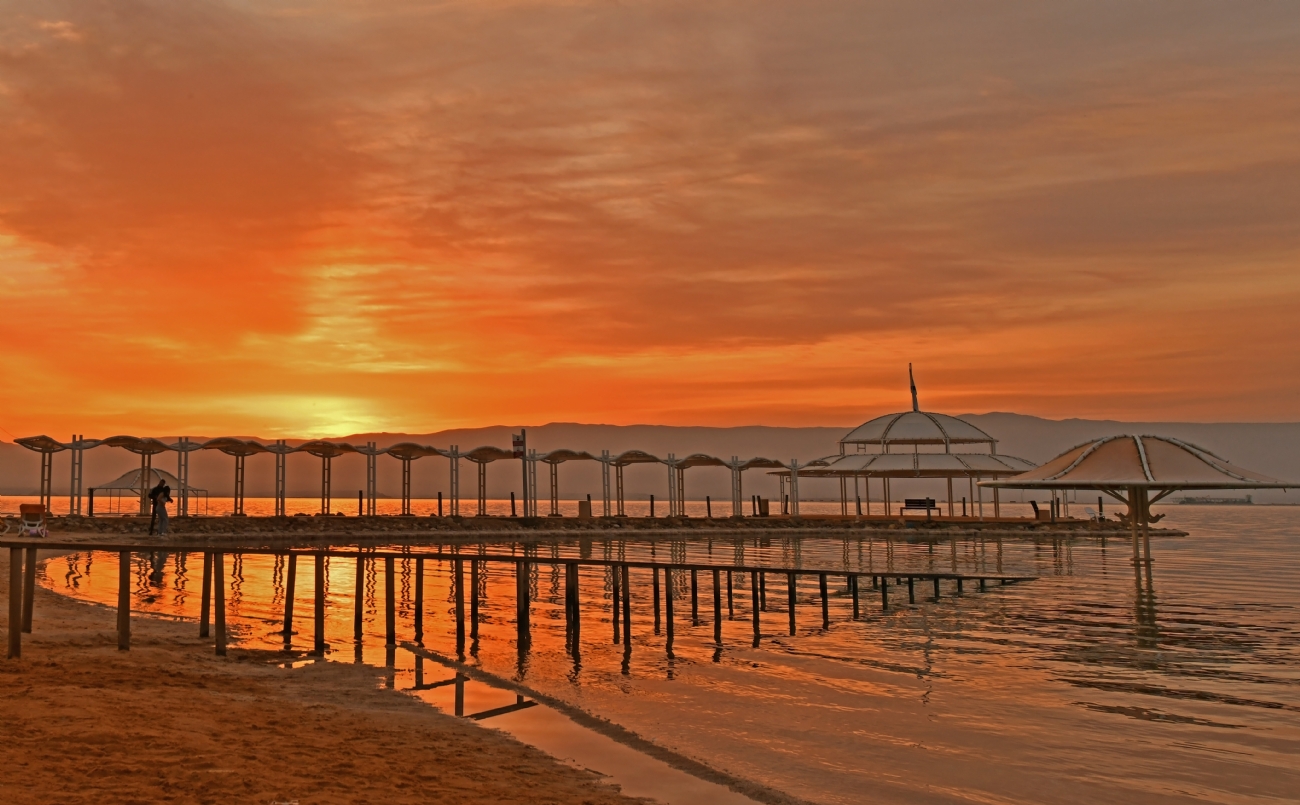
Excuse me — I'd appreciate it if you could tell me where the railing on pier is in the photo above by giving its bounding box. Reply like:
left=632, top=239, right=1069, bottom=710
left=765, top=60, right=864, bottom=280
left=3, top=540, right=1035, bottom=660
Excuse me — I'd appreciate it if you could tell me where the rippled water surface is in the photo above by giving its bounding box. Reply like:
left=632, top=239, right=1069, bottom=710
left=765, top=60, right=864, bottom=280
left=40, top=506, right=1300, bottom=805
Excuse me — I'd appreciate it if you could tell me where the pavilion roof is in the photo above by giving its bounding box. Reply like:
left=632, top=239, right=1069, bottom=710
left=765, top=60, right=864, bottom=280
left=981, top=435, right=1292, bottom=491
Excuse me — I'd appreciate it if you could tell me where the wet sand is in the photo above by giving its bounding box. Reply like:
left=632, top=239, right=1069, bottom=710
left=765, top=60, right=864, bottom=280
left=0, top=550, right=644, bottom=805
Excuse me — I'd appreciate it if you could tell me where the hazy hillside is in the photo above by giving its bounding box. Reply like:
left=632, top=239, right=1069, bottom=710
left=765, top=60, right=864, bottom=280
left=2, top=415, right=1296, bottom=503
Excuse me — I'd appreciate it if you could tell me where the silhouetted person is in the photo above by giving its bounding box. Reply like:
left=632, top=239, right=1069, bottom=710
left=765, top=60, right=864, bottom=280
left=149, top=479, right=172, bottom=536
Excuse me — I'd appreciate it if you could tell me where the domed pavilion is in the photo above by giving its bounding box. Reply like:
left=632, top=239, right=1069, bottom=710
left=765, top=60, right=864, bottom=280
left=789, top=368, right=1034, bottom=518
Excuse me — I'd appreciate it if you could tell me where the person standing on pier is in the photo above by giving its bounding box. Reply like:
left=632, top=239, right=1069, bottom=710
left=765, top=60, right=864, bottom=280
left=150, top=478, right=172, bottom=536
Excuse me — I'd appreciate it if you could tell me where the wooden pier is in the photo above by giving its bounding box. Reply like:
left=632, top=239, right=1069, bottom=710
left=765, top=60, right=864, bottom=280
left=3, top=539, right=1035, bottom=662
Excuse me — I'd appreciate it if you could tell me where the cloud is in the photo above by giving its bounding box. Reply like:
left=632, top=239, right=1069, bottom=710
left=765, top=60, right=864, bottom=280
left=1, top=0, right=1299, bottom=437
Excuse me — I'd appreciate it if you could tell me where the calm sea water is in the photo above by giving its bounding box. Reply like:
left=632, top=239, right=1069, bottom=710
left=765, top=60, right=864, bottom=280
left=34, top=505, right=1300, bottom=805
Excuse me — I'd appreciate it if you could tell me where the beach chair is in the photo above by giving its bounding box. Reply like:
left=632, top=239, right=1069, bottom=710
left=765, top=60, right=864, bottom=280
left=1084, top=506, right=1099, bottom=521
left=17, top=503, right=48, bottom=538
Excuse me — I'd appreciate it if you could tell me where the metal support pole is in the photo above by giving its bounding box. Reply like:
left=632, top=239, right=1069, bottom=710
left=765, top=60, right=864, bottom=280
left=601, top=452, right=612, bottom=517
left=367, top=443, right=378, bottom=517
left=449, top=446, right=460, bottom=517
left=402, top=459, right=412, bottom=516
left=616, top=464, right=625, bottom=516
left=320, top=455, right=332, bottom=515
left=233, top=454, right=246, bottom=516
left=69, top=436, right=83, bottom=516
left=274, top=441, right=286, bottom=518
left=549, top=462, right=559, bottom=516
left=750, top=570, right=760, bottom=644
left=477, top=460, right=487, bottom=516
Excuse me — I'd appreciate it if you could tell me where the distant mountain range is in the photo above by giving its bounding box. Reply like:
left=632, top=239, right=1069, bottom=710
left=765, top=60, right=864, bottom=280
left=2, top=414, right=1297, bottom=503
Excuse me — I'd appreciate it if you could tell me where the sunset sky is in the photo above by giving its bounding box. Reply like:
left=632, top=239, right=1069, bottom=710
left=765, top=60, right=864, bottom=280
left=2, top=1, right=1298, bottom=439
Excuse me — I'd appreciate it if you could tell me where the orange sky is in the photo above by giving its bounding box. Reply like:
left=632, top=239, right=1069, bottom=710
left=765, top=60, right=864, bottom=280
left=2, top=1, right=1298, bottom=439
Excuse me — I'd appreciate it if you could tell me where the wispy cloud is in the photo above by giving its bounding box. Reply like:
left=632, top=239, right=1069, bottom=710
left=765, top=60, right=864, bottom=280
left=1, top=0, right=1298, bottom=436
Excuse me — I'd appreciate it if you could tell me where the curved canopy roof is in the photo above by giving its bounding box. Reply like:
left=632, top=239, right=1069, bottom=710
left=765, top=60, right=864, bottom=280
left=13, top=434, right=796, bottom=473
left=981, top=435, right=1292, bottom=491
left=840, top=411, right=995, bottom=448
left=92, top=467, right=206, bottom=494
left=793, top=451, right=1033, bottom=478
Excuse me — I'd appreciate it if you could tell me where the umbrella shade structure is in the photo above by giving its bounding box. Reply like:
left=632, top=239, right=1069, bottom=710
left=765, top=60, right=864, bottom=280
left=89, top=468, right=209, bottom=515
left=980, top=434, right=1289, bottom=494
left=981, top=434, right=1293, bottom=565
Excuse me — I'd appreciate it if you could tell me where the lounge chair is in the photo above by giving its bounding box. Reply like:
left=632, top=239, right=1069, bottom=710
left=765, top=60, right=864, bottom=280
left=17, top=503, right=48, bottom=538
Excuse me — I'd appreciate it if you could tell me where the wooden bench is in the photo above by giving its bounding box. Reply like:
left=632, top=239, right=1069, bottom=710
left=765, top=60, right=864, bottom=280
left=900, top=498, right=939, bottom=517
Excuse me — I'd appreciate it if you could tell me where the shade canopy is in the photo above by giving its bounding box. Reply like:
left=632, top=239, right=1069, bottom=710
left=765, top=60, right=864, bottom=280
left=841, top=411, right=996, bottom=449
left=981, top=435, right=1292, bottom=492
left=91, top=468, right=206, bottom=495
left=804, top=451, right=1035, bottom=478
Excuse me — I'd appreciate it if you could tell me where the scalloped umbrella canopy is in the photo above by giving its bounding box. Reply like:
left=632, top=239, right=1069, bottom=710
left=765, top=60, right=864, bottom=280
left=982, top=435, right=1290, bottom=490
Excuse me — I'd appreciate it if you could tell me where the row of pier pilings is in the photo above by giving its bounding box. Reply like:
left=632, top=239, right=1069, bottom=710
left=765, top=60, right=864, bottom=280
left=5, top=542, right=1034, bottom=660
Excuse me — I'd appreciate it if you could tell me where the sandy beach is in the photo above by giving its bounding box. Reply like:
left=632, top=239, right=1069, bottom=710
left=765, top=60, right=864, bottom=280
left=0, top=549, right=644, bottom=805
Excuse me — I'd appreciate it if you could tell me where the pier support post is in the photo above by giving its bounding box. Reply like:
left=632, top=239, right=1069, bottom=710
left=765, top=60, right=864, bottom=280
left=470, top=560, right=480, bottom=642
left=200, top=552, right=212, bottom=638
left=283, top=554, right=296, bottom=640
left=851, top=575, right=860, bottom=619
left=907, top=577, right=915, bottom=604
left=751, top=570, right=760, bottom=645
left=118, top=550, right=131, bottom=650
left=621, top=565, right=632, bottom=648
left=819, top=573, right=829, bottom=629
left=691, top=569, right=699, bottom=626
left=8, top=547, right=22, bottom=659
left=385, top=556, right=396, bottom=648
left=787, top=573, right=796, bottom=636
left=881, top=577, right=889, bottom=610
left=611, top=564, right=621, bottom=644
left=354, top=555, right=365, bottom=642
left=933, top=577, right=941, bottom=601
left=727, top=570, right=734, bottom=618
left=455, top=559, right=466, bottom=652
left=664, top=568, right=674, bottom=656
left=22, top=548, right=36, bottom=633
left=312, top=553, right=325, bottom=656
left=713, top=569, right=722, bottom=645
left=214, top=552, right=227, bottom=655
left=414, top=557, right=424, bottom=643
left=652, top=567, right=661, bottom=634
